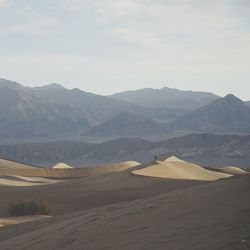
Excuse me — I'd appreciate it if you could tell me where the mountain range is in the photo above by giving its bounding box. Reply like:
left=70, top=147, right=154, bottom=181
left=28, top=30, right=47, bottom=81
left=84, top=94, right=250, bottom=140
left=170, top=94, right=250, bottom=134
left=0, top=78, right=144, bottom=142
left=111, top=87, right=219, bottom=110
left=0, top=134, right=249, bottom=167
left=0, top=77, right=250, bottom=143
left=83, top=112, right=161, bottom=139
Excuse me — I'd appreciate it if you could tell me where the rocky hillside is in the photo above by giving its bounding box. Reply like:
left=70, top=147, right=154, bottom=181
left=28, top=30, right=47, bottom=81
left=0, top=134, right=249, bottom=167
left=171, top=94, right=250, bottom=134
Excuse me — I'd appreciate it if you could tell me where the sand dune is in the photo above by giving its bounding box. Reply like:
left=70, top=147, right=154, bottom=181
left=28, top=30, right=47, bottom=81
left=52, top=163, right=73, bottom=169
left=5, top=176, right=58, bottom=183
left=218, top=166, right=247, bottom=175
left=0, top=155, right=248, bottom=249
left=0, top=215, right=50, bottom=228
left=0, top=159, right=38, bottom=170
left=132, top=156, right=232, bottom=181
left=0, top=174, right=249, bottom=250
left=0, top=158, right=140, bottom=177
left=0, top=176, right=61, bottom=187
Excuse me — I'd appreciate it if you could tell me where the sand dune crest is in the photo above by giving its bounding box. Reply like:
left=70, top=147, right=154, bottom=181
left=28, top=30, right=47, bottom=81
left=0, top=175, right=61, bottom=187
left=0, top=159, right=38, bottom=170
left=219, top=166, right=247, bottom=175
left=52, top=163, right=73, bottom=169
left=0, top=158, right=140, bottom=178
left=132, top=157, right=232, bottom=181
left=164, top=156, right=185, bottom=162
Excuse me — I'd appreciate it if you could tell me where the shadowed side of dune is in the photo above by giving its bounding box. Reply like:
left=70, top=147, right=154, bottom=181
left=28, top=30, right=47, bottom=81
left=0, top=175, right=249, bottom=250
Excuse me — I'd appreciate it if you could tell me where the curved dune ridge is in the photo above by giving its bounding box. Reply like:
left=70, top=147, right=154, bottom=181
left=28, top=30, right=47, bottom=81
left=0, top=175, right=61, bottom=187
left=132, top=156, right=232, bottom=181
left=218, top=166, right=247, bottom=175
left=114, top=161, right=140, bottom=168
left=0, top=159, right=38, bottom=170
left=52, top=163, right=73, bottom=169
left=0, top=158, right=140, bottom=177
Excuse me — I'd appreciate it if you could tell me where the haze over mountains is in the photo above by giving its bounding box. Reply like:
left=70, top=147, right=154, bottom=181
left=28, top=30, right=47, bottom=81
left=0, top=77, right=250, bottom=144
left=170, top=94, right=250, bottom=134
left=111, top=87, right=219, bottom=110
left=0, top=134, right=249, bottom=168
left=0, top=78, right=143, bottom=142
left=83, top=112, right=161, bottom=139
left=85, top=94, right=250, bottom=140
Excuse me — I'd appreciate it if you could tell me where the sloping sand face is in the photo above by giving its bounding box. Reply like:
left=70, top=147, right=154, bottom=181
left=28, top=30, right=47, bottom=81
left=52, top=163, right=73, bottom=169
left=0, top=158, right=140, bottom=177
left=218, top=166, right=247, bottom=175
left=0, top=175, right=249, bottom=250
left=0, top=176, right=61, bottom=187
left=0, top=159, right=37, bottom=170
left=132, top=156, right=232, bottom=181
left=111, top=161, right=140, bottom=169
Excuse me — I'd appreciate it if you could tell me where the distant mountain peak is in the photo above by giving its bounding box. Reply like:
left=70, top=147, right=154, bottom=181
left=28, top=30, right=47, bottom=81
left=0, top=78, right=22, bottom=89
left=40, top=83, right=65, bottom=89
left=111, top=86, right=219, bottom=110
left=172, top=94, right=250, bottom=134
left=223, top=94, right=242, bottom=102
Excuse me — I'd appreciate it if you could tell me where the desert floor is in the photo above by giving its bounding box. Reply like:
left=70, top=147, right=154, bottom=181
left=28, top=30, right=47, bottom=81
left=0, top=160, right=249, bottom=250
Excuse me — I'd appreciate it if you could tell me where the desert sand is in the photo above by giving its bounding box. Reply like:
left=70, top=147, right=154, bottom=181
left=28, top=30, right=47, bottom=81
left=0, top=170, right=249, bottom=250
left=52, top=163, right=73, bottom=169
left=0, top=175, right=61, bottom=186
left=132, top=156, right=232, bottom=181
left=0, top=158, right=140, bottom=177
left=0, top=159, right=38, bottom=170
left=218, top=166, right=247, bottom=175
left=0, top=215, right=51, bottom=228
left=0, top=157, right=249, bottom=249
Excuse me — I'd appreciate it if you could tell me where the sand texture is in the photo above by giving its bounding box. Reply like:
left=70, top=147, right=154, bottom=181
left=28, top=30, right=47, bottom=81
left=0, top=173, right=249, bottom=250
left=0, top=215, right=51, bottom=228
left=132, top=156, right=232, bottom=181
left=218, top=166, right=248, bottom=175
left=0, top=156, right=249, bottom=249
left=0, top=175, right=61, bottom=186
left=0, top=159, right=38, bottom=170
left=52, top=163, right=73, bottom=169
left=0, top=159, right=140, bottom=177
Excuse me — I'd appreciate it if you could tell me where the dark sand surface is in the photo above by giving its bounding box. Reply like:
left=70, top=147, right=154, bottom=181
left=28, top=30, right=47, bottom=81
left=0, top=167, right=249, bottom=250
left=0, top=165, right=202, bottom=217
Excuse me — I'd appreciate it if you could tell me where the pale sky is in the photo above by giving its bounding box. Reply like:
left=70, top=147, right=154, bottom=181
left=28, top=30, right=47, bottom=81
left=0, top=0, right=249, bottom=100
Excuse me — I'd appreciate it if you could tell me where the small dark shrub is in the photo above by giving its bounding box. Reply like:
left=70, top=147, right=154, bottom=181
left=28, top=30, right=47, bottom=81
left=8, top=199, right=54, bottom=217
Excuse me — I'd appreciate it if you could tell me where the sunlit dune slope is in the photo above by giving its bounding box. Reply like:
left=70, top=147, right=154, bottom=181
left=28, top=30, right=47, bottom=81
left=0, top=159, right=140, bottom=177
left=218, top=166, right=248, bottom=175
left=132, top=156, right=232, bottom=181
left=0, top=175, right=61, bottom=187
left=0, top=215, right=50, bottom=228
left=0, top=159, right=38, bottom=170
left=52, top=163, right=73, bottom=169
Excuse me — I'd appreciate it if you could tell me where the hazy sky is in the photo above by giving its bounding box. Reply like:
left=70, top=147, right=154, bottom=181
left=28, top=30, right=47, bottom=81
left=0, top=0, right=249, bottom=99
